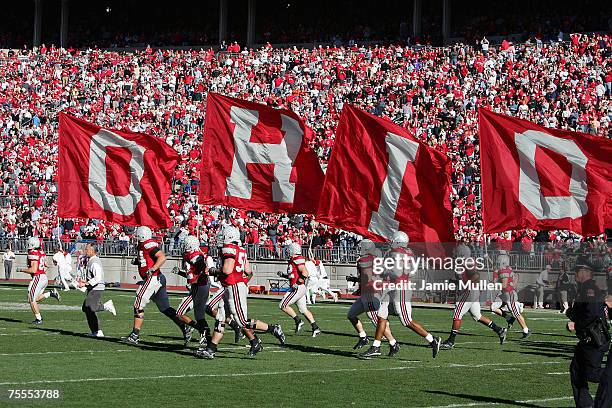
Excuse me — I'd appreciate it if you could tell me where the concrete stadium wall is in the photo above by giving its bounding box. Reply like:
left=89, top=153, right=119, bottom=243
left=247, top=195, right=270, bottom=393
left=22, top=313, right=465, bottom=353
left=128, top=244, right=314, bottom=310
left=8, top=254, right=607, bottom=304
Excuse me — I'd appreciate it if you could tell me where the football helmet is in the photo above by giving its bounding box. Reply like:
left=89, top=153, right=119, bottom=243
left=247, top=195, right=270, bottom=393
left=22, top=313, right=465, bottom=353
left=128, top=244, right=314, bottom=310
left=135, top=226, right=152, bottom=242
left=359, top=239, right=376, bottom=256
left=223, top=226, right=241, bottom=245
left=390, top=231, right=409, bottom=248
left=27, top=237, right=41, bottom=250
left=184, top=235, right=200, bottom=253
left=286, top=242, right=302, bottom=258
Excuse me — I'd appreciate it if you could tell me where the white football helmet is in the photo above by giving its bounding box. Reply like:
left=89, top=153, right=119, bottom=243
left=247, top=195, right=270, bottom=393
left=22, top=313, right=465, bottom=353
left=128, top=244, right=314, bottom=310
left=135, top=226, right=152, bottom=242
left=390, top=231, right=409, bottom=248
left=359, top=239, right=376, bottom=256
left=497, top=253, right=510, bottom=269
left=27, top=237, right=40, bottom=250
left=223, top=226, right=241, bottom=245
left=183, top=235, right=200, bottom=253
left=286, top=242, right=302, bottom=258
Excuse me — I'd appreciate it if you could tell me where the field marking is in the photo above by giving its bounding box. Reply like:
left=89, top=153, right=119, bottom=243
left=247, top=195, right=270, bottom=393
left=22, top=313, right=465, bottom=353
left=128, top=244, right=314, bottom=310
left=447, top=361, right=563, bottom=369
left=0, top=302, right=82, bottom=311
left=0, top=349, right=131, bottom=357
left=492, top=368, right=521, bottom=371
left=0, top=366, right=416, bottom=386
left=0, top=359, right=573, bottom=386
left=421, top=396, right=572, bottom=408
left=547, top=372, right=569, bottom=375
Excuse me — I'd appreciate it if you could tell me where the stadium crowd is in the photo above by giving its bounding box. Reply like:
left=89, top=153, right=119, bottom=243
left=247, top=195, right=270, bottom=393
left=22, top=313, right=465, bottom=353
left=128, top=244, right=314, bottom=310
left=0, top=32, right=610, bottom=253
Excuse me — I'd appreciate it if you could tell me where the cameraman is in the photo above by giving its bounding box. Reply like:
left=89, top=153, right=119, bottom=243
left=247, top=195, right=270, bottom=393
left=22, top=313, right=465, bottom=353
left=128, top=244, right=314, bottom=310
left=567, top=257, right=611, bottom=408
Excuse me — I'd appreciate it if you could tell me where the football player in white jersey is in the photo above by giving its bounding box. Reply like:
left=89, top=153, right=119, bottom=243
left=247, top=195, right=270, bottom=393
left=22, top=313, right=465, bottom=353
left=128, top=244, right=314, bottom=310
left=305, top=257, right=319, bottom=305
left=347, top=239, right=400, bottom=356
left=52, top=248, right=79, bottom=291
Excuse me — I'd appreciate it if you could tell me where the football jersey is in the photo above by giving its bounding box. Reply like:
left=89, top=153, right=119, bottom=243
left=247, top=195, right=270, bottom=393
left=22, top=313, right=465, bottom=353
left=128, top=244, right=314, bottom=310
left=183, top=249, right=207, bottom=285
left=136, top=239, right=161, bottom=279
left=387, top=247, right=413, bottom=283
left=287, top=255, right=307, bottom=286
left=27, top=249, right=46, bottom=276
left=357, top=254, right=379, bottom=293
left=219, top=243, right=247, bottom=287
left=495, top=266, right=515, bottom=293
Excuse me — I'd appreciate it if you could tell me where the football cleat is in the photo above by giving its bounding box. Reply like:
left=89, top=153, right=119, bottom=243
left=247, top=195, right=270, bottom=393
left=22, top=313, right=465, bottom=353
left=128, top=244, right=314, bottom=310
left=498, top=328, right=508, bottom=345
left=87, top=330, right=104, bottom=338
left=234, top=327, right=245, bottom=343
left=431, top=336, right=442, bottom=358
left=103, top=300, right=116, bottom=316
left=50, top=289, right=61, bottom=301
left=353, top=336, right=370, bottom=350
left=440, top=340, right=455, bottom=350
left=506, top=316, right=516, bottom=329
left=247, top=339, right=263, bottom=356
left=388, top=343, right=401, bottom=357
left=121, top=333, right=140, bottom=345
left=272, top=325, right=286, bottom=346
left=183, top=325, right=194, bottom=345
left=312, top=328, right=321, bottom=338
left=295, top=320, right=304, bottom=334
left=31, top=319, right=43, bottom=325
left=521, top=331, right=531, bottom=340
left=358, top=345, right=381, bottom=359
left=194, top=347, right=215, bottom=359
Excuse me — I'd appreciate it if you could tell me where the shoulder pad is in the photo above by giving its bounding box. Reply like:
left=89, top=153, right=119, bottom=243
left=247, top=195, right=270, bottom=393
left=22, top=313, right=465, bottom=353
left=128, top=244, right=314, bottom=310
left=143, top=241, right=159, bottom=250
left=293, top=256, right=306, bottom=265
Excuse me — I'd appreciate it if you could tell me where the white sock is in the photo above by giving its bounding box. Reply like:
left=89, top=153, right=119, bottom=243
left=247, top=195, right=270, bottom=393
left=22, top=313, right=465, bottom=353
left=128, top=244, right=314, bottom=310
left=35, top=313, right=42, bottom=320
left=358, top=331, right=366, bottom=338
left=389, top=339, right=397, bottom=346
left=43, top=292, right=51, bottom=299
left=523, top=327, right=529, bottom=334
left=425, top=333, right=434, bottom=342
left=372, top=340, right=381, bottom=347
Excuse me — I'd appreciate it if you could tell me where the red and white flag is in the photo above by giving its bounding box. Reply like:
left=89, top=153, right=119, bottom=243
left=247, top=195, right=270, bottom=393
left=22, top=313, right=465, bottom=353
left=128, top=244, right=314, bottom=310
left=199, top=93, right=324, bottom=213
left=58, top=113, right=179, bottom=228
left=316, top=105, right=455, bottom=243
left=479, top=109, right=612, bottom=236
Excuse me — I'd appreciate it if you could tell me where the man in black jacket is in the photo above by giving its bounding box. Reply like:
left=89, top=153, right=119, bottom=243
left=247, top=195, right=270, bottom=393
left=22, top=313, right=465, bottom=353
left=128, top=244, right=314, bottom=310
left=566, top=257, right=612, bottom=408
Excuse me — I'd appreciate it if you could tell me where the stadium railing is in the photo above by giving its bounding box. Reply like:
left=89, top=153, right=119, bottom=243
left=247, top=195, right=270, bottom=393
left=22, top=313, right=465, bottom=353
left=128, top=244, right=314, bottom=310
left=2, top=237, right=608, bottom=270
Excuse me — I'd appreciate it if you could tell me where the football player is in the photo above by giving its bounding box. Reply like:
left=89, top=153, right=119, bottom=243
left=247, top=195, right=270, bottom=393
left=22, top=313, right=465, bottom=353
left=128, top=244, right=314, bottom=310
left=204, top=230, right=245, bottom=343
left=359, top=232, right=441, bottom=359
left=312, top=256, right=338, bottom=302
left=18, top=237, right=60, bottom=324
left=173, top=235, right=214, bottom=346
left=491, top=251, right=530, bottom=338
left=278, top=242, right=321, bottom=337
left=52, top=247, right=79, bottom=291
left=440, top=244, right=507, bottom=350
left=195, top=226, right=285, bottom=358
left=347, top=239, right=400, bottom=356
left=121, top=226, right=190, bottom=345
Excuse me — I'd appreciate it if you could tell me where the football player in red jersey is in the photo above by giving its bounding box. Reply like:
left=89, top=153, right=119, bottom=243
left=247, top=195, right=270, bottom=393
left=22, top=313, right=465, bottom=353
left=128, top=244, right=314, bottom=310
left=347, top=239, right=399, bottom=355
left=204, top=230, right=245, bottom=344
left=278, top=242, right=321, bottom=337
left=195, top=226, right=285, bottom=358
left=173, top=235, right=214, bottom=347
left=491, top=251, right=530, bottom=338
left=360, top=231, right=441, bottom=359
left=440, top=244, right=507, bottom=350
left=122, top=226, right=190, bottom=345
left=19, top=237, right=60, bottom=324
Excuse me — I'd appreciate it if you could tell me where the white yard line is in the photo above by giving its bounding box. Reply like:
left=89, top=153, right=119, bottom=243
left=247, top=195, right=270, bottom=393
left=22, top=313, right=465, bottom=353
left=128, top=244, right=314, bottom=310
left=0, top=366, right=415, bottom=386
left=421, top=396, right=572, bottom=408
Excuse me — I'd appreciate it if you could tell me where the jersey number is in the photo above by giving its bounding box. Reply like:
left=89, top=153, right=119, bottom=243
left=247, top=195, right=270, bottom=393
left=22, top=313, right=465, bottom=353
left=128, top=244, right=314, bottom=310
left=235, top=252, right=247, bottom=273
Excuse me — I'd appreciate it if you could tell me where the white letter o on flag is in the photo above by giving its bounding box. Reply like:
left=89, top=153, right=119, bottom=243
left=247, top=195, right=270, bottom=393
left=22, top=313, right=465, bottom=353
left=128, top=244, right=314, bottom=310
left=88, top=129, right=146, bottom=215
left=515, top=130, right=588, bottom=220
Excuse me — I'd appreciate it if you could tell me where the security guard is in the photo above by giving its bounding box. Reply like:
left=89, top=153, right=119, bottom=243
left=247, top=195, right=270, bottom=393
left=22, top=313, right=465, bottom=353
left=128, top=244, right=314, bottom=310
left=566, top=257, right=611, bottom=408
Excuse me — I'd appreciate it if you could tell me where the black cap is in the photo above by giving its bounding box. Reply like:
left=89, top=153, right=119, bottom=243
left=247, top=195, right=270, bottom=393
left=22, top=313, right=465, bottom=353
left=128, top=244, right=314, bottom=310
left=574, top=256, right=594, bottom=271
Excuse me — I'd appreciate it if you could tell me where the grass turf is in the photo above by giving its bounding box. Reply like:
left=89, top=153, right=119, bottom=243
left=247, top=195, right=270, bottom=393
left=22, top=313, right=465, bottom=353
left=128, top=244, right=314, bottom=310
left=0, top=284, right=578, bottom=407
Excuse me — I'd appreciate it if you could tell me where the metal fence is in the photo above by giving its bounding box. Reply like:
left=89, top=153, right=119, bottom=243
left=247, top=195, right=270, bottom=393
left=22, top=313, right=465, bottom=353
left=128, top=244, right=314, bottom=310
left=2, top=237, right=608, bottom=271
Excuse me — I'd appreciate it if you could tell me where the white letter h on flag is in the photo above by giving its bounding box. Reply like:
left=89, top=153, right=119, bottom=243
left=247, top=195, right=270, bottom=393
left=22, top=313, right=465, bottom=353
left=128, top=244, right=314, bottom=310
left=226, top=106, right=303, bottom=202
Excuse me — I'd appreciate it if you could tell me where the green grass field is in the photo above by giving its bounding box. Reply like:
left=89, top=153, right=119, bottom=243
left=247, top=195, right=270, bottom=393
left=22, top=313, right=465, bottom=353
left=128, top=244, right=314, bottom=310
left=0, top=283, right=580, bottom=407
